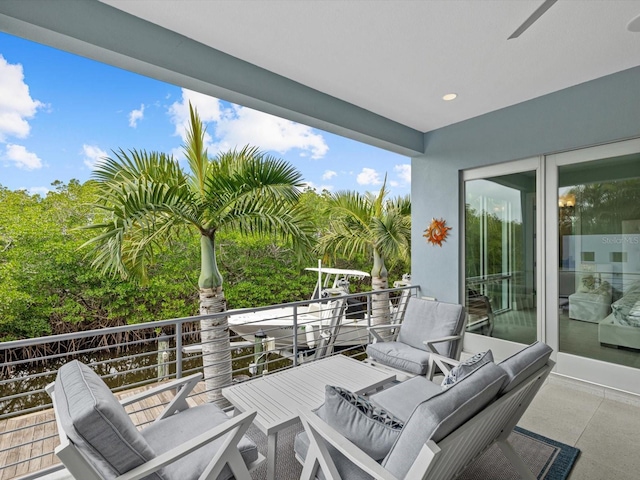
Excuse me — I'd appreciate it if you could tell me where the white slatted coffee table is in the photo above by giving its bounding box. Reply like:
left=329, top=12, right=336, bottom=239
left=222, top=354, right=395, bottom=480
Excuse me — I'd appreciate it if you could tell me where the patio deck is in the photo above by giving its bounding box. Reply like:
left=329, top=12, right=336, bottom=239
left=3, top=374, right=640, bottom=479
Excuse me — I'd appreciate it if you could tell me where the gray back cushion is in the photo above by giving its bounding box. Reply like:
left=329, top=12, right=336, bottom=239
left=55, top=360, right=161, bottom=479
left=313, top=385, right=404, bottom=461
left=397, top=299, right=466, bottom=357
left=498, top=341, right=552, bottom=394
left=383, top=362, right=507, bottom=479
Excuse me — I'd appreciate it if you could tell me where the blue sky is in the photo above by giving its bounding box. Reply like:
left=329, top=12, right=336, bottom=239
left=0, top=32, right=410, bottom=197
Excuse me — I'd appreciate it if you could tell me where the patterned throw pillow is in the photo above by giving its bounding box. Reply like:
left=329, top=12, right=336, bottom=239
left=441, top=350, right=494, bottom=390
left=314, top=385, right=404, bottom=460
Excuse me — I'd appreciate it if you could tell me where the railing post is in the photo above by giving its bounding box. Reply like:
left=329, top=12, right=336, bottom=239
left=157, top=334, right=170, bottom=380
left=253, top=329, right=267, bottom=375
left=292, top=305, right=299, bottom=367
left=367, top=294, right=372, bottom=345
left=175, top=322, right=183, bottom=379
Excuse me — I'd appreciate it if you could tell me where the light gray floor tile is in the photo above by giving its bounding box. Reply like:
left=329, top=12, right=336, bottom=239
left=569, top=454, right=638, bottom=480
left=574, top=399, right=640, bottom=474
left=518, top=383, right=602, bottom=446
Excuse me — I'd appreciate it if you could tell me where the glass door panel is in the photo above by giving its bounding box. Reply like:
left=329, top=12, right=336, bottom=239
left=464, top=171, right=537, bottom=344
left=558, top=153, right=640, bottom=369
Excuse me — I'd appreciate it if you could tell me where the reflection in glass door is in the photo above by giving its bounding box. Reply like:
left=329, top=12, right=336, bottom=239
left=558, top=153, right=640, bottom=369
left=464, top=171, right=537, bottom=344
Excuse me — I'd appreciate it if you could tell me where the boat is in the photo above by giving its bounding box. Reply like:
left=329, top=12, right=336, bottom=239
left=227, top=266, right=411, bottom=351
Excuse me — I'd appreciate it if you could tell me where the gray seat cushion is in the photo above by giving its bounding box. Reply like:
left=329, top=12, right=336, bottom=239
left=142, top=403, right=259, bottom=480
left=369, top=376, right=442, bottom=423
left=397, top=298, right=465, bottom=358
left=54, top=360, right=162, bottom=480
left=498, top=341, right=553, bottom=394
left=366, top=342, right=431, bottom=375
left=382, top=362, right=508, bottom=479
left=294, top=430, right=375, bottom=480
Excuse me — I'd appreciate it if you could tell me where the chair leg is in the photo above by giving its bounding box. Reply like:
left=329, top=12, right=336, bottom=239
left=300, top=456, right=321, bottom=480
left=226, top=450, right=253, bottom=480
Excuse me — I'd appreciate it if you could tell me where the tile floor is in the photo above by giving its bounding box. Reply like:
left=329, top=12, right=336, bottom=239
left=519, top=375, right=640, bottom=479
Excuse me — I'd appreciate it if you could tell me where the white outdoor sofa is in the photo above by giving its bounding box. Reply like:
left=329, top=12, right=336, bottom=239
left=295, top=341, right=553, bottom=480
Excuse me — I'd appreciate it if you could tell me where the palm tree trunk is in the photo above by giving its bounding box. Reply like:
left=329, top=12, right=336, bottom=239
left=371, top=249, right=391, bottom=341
left=198, top=234, right=231, bottom=405
left=199, top=287, right=232, bottom=405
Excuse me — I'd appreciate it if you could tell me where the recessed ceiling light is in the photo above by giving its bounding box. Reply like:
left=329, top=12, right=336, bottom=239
left=442, top=93, right=457, bottom=101
left=628, top=13, right=640, bottom=32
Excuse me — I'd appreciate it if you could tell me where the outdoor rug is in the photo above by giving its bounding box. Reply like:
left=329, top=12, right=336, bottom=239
left=247, top=424, right=580, bottom=480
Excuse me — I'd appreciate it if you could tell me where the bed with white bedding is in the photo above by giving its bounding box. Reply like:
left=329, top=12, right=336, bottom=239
left=598, top=282, right=640, bottom=350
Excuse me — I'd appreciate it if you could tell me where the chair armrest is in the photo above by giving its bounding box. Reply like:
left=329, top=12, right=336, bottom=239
left=427, top=353, right=460, bottom=380
left=298, top=409, right=400, bottom=480
left=119, top=373, right=202, bottom=419
left=423, top=334, right=461, bottom=354
left=115, top=409, right=258, bottom=480
left=367, top=324, right=402, bottom=343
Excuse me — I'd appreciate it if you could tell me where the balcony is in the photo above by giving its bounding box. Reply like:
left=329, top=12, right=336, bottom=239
left=1, top=283, right=639, bottom=480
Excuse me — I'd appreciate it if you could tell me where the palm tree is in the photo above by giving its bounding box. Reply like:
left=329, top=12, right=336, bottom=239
left=318, top=178, right=411, bottom=337
left=83, top=104, right=314, bottom=403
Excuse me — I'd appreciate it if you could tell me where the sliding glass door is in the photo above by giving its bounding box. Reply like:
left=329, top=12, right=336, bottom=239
left=548, top=139, right=640, bottom=393
left=463, top=159, right=540, bottom=357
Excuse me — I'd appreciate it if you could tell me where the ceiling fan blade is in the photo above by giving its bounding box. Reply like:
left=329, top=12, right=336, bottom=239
left=508, top=0, right=558, bottom=39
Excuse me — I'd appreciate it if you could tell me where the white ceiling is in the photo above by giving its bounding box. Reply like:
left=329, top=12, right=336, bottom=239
left=102, top=0, right=640, bottom=133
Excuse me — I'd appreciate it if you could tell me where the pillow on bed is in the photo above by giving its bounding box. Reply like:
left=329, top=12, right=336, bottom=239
left=441, top=350, right=493, bottom=390
left=313, top=385, right=404, bottom=460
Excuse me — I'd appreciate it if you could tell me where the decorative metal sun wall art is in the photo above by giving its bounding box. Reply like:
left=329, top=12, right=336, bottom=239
left=424, top=217, right=452, bottom=247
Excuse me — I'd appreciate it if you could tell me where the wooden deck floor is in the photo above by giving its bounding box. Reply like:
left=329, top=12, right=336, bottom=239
left=0, top=382, right=210, bottom=480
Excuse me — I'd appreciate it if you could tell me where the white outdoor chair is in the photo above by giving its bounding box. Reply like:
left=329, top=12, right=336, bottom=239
left=46, top=360, right=264, bottom=480
left=296, top=342, right=554, bottom=480
left=366, top=298, right=466, bottom=376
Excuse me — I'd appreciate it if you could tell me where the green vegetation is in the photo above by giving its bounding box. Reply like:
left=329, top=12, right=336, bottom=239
left=0, top=181, right=410, bottom=343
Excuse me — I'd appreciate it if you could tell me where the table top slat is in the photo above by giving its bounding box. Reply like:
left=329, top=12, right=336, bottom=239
left=222, top=355, right=395, bottom=434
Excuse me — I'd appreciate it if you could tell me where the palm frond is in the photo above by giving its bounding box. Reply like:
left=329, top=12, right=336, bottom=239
left=183, top=103, right=210, bottom=196
left=83, top=150, right=204, bottom=281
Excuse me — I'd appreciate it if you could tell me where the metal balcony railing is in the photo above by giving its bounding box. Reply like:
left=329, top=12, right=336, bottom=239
left=0, top=284, right=418, bottom=480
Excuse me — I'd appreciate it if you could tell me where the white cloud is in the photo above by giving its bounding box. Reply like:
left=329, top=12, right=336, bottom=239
left=357, top=167, right=382, bottom=186
left=168, top=89, right=222, bottom=143
left=394, top=163, right=411, bottom=184
left=5, top=144, right=42, bottom=170
left=82, top=144, right=108, bottom=170
left=389, top=180, right=399, bottom=187
left=302, top=181, right=333, bottom=192
left=215, top=106, right=329, bottom=159
left=0, top=55, right=44, bottom=142
left=168, top=88, right=328, bottom=160
left=128, top=104, right=145, bottom=128
left=27, top=186, right=50, bottom=196
left=322, top=170, right=337, bottom=180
